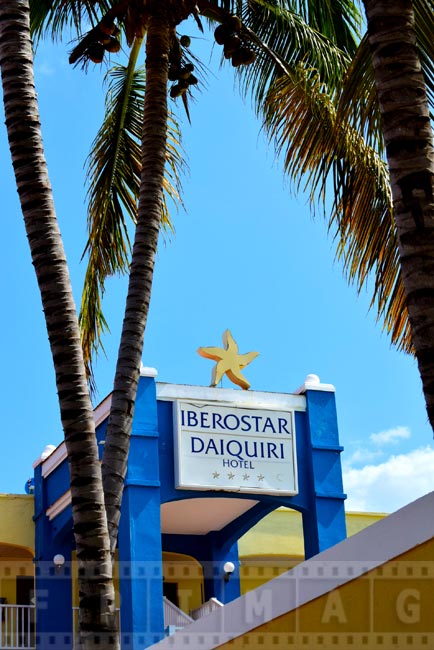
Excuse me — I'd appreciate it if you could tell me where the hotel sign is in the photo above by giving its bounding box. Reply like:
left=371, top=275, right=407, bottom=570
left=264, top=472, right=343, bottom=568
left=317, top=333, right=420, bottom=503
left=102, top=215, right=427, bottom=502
left=173, top=401, right=298, bottom=496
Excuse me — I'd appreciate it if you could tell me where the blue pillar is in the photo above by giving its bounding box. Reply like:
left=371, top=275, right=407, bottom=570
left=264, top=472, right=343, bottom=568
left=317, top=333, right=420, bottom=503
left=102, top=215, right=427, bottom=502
left=301, top=383, right=347, bottom=558
left=118, top=375, right=164, bottom=650
left=34, top=464, right=73, bottom=649
left=195, top=536, right=240, bottom=604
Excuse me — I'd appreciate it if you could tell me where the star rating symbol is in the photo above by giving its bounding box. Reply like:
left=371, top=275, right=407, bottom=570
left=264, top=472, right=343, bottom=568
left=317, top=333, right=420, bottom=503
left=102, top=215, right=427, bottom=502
left=197, top=329, right=259, bottom=390
left=212, top=471, right=220, bottom=479
left=242, top=473, right=250, bottom=481
left=227, top=472, right=236, bottom=480
left=257, top=474, right=265, bottom=482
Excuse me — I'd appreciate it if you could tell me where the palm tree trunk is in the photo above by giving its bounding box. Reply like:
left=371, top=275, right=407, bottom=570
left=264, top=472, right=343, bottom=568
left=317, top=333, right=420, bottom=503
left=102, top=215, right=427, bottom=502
left=102, top=4, right=171, bottom=551
left=363, top=0, right=434, bottom=429
left=0, top=2, right=117, bottom=648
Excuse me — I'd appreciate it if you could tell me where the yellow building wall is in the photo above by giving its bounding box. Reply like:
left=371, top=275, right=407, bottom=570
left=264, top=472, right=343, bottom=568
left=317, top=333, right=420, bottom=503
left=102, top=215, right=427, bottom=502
left=239, top=508, right=305, bottom=558
left=344, top=511, right=387, bottom=537
left=215, top=538, right=434, bottom=649
left=162, top=552, right=204, bottom=614
left=0, top=560, right=34, bottom=605
left=0, top=495, right=34, bottom=552
left=238, top=508, right=385, bottom=595
left=0, top=495, right=386, bottom=616
left=0, top=495, right=34, bottom=605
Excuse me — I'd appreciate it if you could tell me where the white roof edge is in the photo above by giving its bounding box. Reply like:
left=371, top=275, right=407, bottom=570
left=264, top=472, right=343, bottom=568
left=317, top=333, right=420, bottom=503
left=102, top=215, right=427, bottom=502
left=32, top=394, right=112, bottom=476
left=33, top=442, right=67, bottom=476
left=294, top=373, right=335, bottom=394
left=156, top=383, right=306, bottom=411
left=94, top=394, right=113, bottom=427
left=147, top=490, right=434, bottom=650
left=46, top=490, right=71, bottom=520
left=140, top=364, right=158, bottom=377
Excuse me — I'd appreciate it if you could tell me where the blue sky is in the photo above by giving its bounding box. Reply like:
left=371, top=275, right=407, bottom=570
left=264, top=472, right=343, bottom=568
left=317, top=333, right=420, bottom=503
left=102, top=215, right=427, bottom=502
left=1, top=20, right=433, bottom=511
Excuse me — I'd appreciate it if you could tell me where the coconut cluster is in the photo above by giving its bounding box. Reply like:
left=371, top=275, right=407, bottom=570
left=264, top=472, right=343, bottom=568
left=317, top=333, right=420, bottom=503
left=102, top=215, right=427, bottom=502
left=87, top=18, right=121, bottom=64
left=168, top=35, right=198, bottom=99
left=214, top=15, right=256, bottom=67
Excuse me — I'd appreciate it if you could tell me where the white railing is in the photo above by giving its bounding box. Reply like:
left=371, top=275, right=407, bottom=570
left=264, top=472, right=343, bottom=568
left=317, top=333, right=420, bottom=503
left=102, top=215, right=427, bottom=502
left=0, top=604, right=35, bottom=650
left=163, top=597, right=193, bottom=630
left=0, top=599, right=221, bottom=646
left=190, top=597, right=223, bottom=621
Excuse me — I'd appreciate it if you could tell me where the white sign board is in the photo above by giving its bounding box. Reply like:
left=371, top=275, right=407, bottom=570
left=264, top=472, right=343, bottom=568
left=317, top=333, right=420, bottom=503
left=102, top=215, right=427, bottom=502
left=173, top=400, right=298, bottom=496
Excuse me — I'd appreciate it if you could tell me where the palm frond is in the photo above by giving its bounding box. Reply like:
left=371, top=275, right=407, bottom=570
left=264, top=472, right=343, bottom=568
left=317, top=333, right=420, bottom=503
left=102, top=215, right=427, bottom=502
left=30, top=0, right=110, bottom=40
left=261, top=0, right=362, bottom=54
left=263, top=67, right=411, bottom=353
left=79, top=39, right=186, bottom=381
left=200, top=0, right=362, bottom=53
left=233, top=0, right=354, bottom=109
left=335, top=36, right=384, bottom=153
left=335, top=0, right=434, bottom=149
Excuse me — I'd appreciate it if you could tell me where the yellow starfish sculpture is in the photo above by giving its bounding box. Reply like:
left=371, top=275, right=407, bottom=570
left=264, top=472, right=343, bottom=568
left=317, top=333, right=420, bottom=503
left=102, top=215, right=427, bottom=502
left=197, top=329, right=259, bottom=390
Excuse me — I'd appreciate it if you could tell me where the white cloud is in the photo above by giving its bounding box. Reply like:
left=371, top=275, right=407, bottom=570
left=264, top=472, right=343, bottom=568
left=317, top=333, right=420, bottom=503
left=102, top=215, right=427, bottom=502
left=369, top=425, right=411, bottom=446
left=343, top=447, right=384, bottom=467
left=343, top=446, right=434, bottom=513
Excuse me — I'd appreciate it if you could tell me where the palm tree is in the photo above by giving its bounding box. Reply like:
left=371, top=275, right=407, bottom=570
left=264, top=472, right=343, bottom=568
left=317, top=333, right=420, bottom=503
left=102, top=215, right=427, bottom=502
left=250, top=0, right=434, bottom=428
left=0, top=2, right=118, bottom=649
left=361, top=0, right=434, bottom=426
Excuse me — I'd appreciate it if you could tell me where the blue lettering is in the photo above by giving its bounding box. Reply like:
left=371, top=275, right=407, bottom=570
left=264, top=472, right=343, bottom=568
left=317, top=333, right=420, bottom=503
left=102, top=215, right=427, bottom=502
left=244, top=441, right=258, bottom=458
left=263, top=417, right=276, bottom=433
left=227, top=440, right=243, bottom=460
left=224, top=414, right=240, bottom=430
left=200, top=412, right=210, bottom=428
left=278, top=418, right=290, bottom=434
left=191, top=436, right=204, bottom=453
left=187, top=411, right=198, bottom=427
left=240, top=415, right=251, bottom=432
left=251, top=416, right=262, bottom=432
left=205, top=438, right=218, bottom=455
left=212, top=413, right=224, bottom=429
left=267, top=442, right=278, bottom=459
left=189, top=432, right=287, bottom=462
